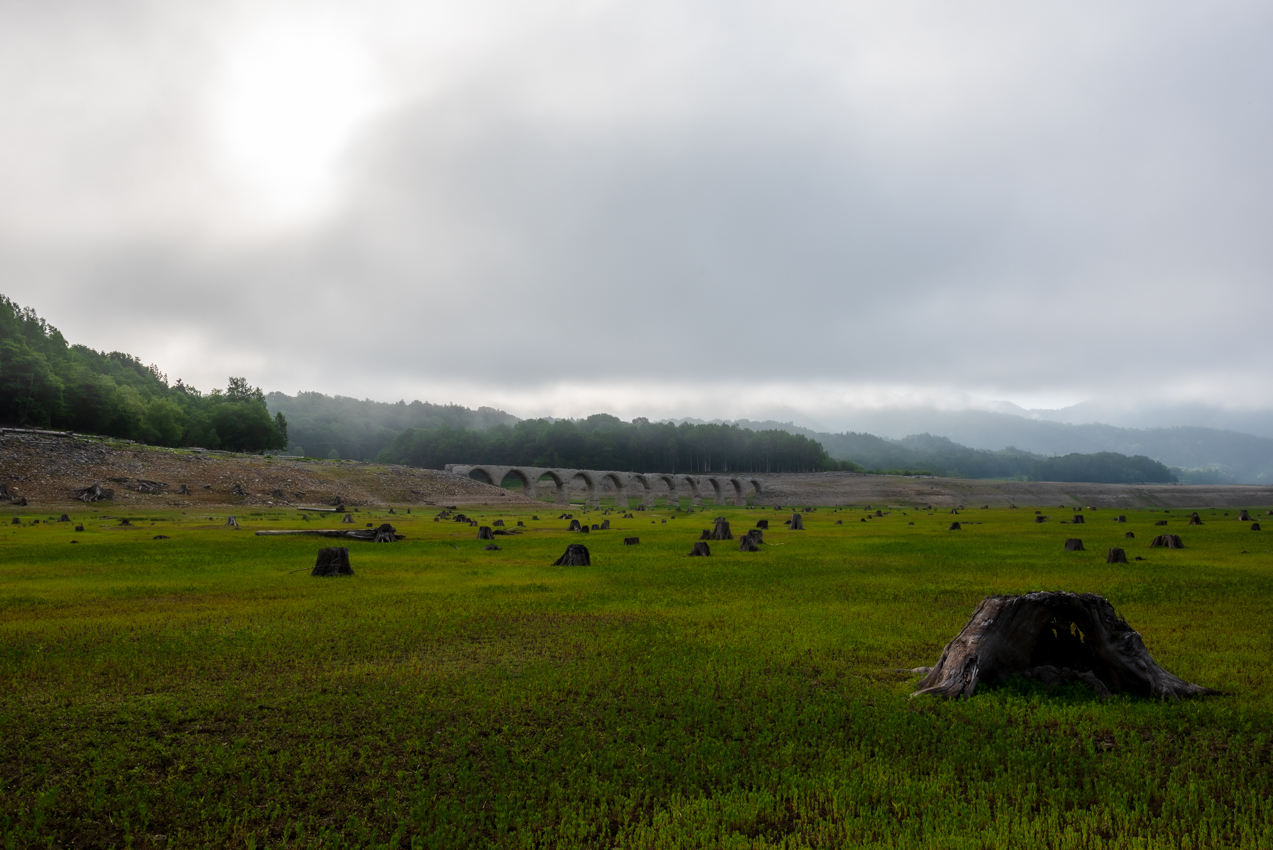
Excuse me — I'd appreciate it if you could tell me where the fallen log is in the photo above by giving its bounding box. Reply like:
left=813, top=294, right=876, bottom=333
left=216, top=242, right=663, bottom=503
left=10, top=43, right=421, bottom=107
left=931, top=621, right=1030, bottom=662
left=912, top=591, right=1217, bottom=700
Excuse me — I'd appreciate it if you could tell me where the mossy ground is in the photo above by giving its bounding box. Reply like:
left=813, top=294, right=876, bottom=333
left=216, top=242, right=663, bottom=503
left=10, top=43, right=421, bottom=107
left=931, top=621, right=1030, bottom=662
left=2, top=502, right=1271, bottom=848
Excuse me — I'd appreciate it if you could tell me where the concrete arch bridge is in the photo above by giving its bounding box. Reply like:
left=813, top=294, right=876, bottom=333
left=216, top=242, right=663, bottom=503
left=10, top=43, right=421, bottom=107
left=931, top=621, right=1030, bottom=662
left=445, top=464, right=764, bottom=508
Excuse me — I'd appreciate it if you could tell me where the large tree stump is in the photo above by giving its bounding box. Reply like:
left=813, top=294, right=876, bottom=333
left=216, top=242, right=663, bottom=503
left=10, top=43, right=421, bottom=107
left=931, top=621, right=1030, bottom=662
left=623, top=537, right=640, bottom=545
left=74, top=483, right=114, bottom=503
left=746, top=529, right=764, bottom=544
left=9, top=517, right=18, bottom=525
left=312, top=547, right=353, bottom=577
left=1064, top=538, right=1084, bottom=551
left=739, top=536, right=760, bottom=552
left=1238, top=510, right=1252, bottom=521
left=342, top=513, right=354, bottom=523
left=493, top=519, right=505, bottom=526
left=912, top=591, right=1217, bottom=700
left=553, top=544, right=591, bottom=566
left=225, top=516, right=239, bottom=527
left=568, top=519, right=582, bottom=532
left=478, top=526, right=494, bottom=540
left=1106, top=548, right=1128, bottom=564
left=688, top=542, right=711, bottom=556
left=789, top=514, right=804, bottom=530
left=1150, top=534, right=1184, bottom=549
left=710, top=519, right=733, bottom=540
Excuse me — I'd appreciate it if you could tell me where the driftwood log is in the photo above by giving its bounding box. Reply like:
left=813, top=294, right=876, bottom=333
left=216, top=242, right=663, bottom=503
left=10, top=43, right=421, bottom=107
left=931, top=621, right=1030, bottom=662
left=1106, top=548, right=1128, bottom=564
left=912, top=591, right=1217, bottom=700
left=688, top=541, right=711, bottom=557
left=312, top=547, right=353, bottom=577
left=789, top=514, right=804, bottom=530
left=623, top=537, right=640, bottom=545
left=1064, top=538, right=1084, bottom=551
left=254, top=528, right=405, bottom=541
left=1150, top=534, right=1185, bottom=549
left=75, top=483, right=114, bottom=503
left=553, top=544, right=591, bottom=566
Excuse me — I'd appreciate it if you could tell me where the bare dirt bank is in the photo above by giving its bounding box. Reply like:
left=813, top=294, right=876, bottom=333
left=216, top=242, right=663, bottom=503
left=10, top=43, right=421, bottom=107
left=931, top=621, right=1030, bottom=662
left=752, top=471, right=1273, bottom=509
left=0, top=431, right=532, bottom=509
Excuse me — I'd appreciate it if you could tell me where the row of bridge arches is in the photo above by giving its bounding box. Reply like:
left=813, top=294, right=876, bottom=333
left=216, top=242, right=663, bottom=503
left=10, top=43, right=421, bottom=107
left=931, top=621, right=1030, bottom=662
left=445, top=464, right=763, bottom=508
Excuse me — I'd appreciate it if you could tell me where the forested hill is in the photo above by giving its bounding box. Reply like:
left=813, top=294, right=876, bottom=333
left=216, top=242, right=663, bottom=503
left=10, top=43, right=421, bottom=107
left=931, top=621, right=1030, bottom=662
left=0, top=296, right=285, bottom=451
left=265, top=392, right=518, bottom=462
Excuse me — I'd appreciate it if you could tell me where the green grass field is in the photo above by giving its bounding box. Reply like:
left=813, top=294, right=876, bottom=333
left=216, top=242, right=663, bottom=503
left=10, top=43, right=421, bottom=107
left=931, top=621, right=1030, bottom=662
left=2, top=501, right=1271, bottom=848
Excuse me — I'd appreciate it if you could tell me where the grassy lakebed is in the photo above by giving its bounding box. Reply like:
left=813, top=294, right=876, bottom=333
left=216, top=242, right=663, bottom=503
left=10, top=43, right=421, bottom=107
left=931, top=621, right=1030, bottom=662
left=2, top=502, right=1271, bottom=848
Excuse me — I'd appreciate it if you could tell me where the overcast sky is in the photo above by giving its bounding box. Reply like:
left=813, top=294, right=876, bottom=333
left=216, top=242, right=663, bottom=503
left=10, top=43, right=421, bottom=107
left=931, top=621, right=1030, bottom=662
left=3, top=0, right=1272, bottom=426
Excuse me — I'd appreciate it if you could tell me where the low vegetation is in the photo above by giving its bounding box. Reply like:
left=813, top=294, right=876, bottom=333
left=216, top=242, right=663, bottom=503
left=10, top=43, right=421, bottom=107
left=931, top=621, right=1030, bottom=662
left=2, top=500, right=1270, bottom=847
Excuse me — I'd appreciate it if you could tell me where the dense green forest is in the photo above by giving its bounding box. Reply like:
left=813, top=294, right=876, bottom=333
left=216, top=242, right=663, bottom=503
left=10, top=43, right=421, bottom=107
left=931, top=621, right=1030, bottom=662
left=265, top=391, right=516, bottom=461
left=0, top=296, right=285, bottom=451
left=1028, top=452, right=1177, bottom=484
left=376, top=414, right=849, bottom=473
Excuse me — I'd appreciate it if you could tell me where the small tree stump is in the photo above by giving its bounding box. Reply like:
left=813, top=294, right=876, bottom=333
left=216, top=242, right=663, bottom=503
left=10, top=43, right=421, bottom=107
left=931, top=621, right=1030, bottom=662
left=153, top=535, right=170, bottom=540
left=1125, top=531, right=1135, bottom=538
left=176, top=485, right=190, bottom=495
left=1117, top=515, right=1126, bottom=523
left=372, top=523, right=397, bottom=543
left=912, top=591, right=1217, bottom=700
left=1106, top=548, right=1128, bottom=563
left=1035, top=516, right=1048, bottom=523
left=711, top=519, right=733, bottom=540
left=342, top=514, right=354, bottom=523
left=312, top=547, right=353, bottom=577
left=1064, top=538, right=1084, bottom=551
left=789, top=514, right=804, bottom=530
left=483, top=544, right=502, bottom=551
left=1238, top=510, right=1252, bottom=521
left=225, top=516, right=239, bottom=527
left=74, top=483, right=114, bottom=503
left=739, top=536, right=760, bottom=552
left=948, top=522, right=962, bottom=530
left=688, top=542, right=711, bottom=557
left=58, top=514, right=70, bottom=522
left=1072, top=515, right=1085, bottom=524
left=517, top=521, right=525, bottom=526
left=756, top=520, right=769, bottom=529
left=478, top=526, right=494, bottom=539
left=1154, top=520, right=1168, bottom=526
left=1252, top=523, right=1262, bottom=531
left=747, top=529, right=764, bottom=544
left=74, top=524, right=84, bottom=532
left=568, top=519, right=582, bottom=532
left=9, top=517, right=18, bottom=525
left=1188, top=515, right=1203, bottom=526
left=834, top=519, right=843, bottom=525
left=553, top=544, right=591, bottom=566
left=698, top=529, right=712, bottom=540
left=493, top=519, right=505, bottom=526
left=1150, top=534, right=1185, bottom=549
left=231, top=484, right=248, bottom=497
left=623, top=537, right=640, bottom=545
left=580, top=525, right=590, bottom=533
left=600, top=520, right=610, bottom=530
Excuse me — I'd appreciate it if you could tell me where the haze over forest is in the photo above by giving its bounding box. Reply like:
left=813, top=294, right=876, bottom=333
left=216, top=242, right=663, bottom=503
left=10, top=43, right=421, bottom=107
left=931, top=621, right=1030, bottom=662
left=2, top=2, right=1271, bottom=479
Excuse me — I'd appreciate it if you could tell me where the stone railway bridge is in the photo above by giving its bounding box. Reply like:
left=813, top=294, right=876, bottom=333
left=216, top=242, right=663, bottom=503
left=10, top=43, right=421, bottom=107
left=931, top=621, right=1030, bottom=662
left=445, top=464, right=765, bottom=508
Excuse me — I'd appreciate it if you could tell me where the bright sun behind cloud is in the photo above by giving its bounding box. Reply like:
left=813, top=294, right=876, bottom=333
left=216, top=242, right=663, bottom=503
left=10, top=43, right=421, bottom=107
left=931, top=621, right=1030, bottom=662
left=208, top=14, right=386, bottom=225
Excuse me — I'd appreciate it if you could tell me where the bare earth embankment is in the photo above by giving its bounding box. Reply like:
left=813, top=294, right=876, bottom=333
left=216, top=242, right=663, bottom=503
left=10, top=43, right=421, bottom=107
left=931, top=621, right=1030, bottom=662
left=0, top=430, right=530, bottom=509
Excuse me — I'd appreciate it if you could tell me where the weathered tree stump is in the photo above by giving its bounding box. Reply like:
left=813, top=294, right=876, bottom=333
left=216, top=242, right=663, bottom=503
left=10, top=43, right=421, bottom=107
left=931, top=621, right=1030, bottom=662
left=1154, top=520, right=1168, bottom=526
left=580, top=525, right=590, bottom=533
left=1124, top=531, right=1135, bottom=538
left=698, top=529, right=712, bottom=540
left=912, top=591, right=1217, bottom=700
left=1035, top=516, right=1048, bottom=523
left=789, top=514, right=804, bottom=530
left=74, top=483, right=114, bottom=503
left=1238, top=510, right=1252, bottom=521
left=483, top=544, right=502, bottom=551
left=1252, top=523, right=1262, bottom=531
left=623, top=537, right=640, bottom=545
left=1150, top=534, right=1185, bottom=549
left=342, top=514, right=354, bottom=523
left=948, top=522, right=962, bottom=530
left=711, top=519, right=733, bottom=540
left=532, top=516, right=539, bottom=521
left=493, top=519, right=505, bottom=526
left=312, top=547, right=353, bottom=577
left=1188, top=515, right=1203, bottom=526
left=388, top=508, right=396, bottom=515
left=568, top=519, right=582, bottom=531
left=58, top=514, right=70, bottom=522
left=1073, top=515, right=1085, bottom=524
left=747, top=529, right=764, bottom=544
left=176, top=485, right=190, bottom=495
left=153, top=535, right=170, bottom=540
left=0, top=484, right=11, bottom=501
left=1064, top=538, right=1084, bottom=551
left=688, top=542, right=711, bottom=556
left=600, top=520, right=610, bottom=530
left=478, top=526, right=494, bottom=540
left=834, top=519, right=843, bottom=525
left=74, top=524, right=84, bottom=532
left=756, top=519, right=769, bottom=529
left=9, top=517, right=18, bottom=525
left=739, top=536, right=760, bottom=552
left=553, top=544, right=591, bottom=566
left=1106, top=548, right=1128, bottom=563
left=517, top=521, right=525, bottom=526
left=231, top=484, right=248, bottom=497
left=225, top=516, right=239, bottom=527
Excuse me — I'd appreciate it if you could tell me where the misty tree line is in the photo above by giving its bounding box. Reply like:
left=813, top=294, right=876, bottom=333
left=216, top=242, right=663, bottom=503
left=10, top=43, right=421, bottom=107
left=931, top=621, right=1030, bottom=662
left=0, top=296, right=287, bottom=451
left=374, top=414, right=849, bottom=473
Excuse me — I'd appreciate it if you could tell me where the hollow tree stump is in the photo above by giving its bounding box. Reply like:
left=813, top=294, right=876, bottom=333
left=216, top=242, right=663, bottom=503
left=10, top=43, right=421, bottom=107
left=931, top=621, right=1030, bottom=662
left=478, top=526, right=494, bottom=540
left=948, top=522, right=962, bottom=530
left=553, top=544, right=591, bottom=566
left=1064, top=538, right=1084, bottom=551
left=1150, top=534, right=1185, bottom=549
left=1106, top=548, right=1128, bottom=564
left=688, top=542, right=711, bottom=557
left=312, top=547, right=353, bottom=577
left=912, top=591, right=1217, bottom=700
left=789, top=514, right=804, bottom=530
left=623, top=537, right=640, bottom=545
